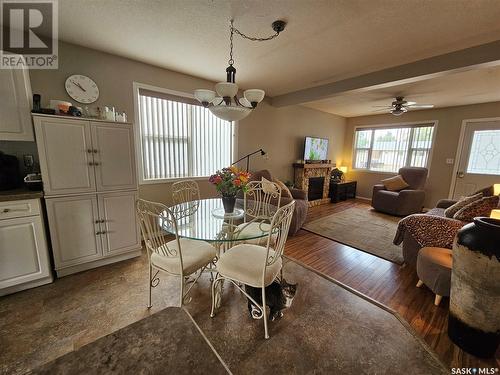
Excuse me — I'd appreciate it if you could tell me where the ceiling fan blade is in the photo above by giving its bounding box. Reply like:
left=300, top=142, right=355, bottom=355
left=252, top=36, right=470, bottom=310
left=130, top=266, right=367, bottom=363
left=407, top=104, right=434, bottom=109
left=372, top=105, right=393, bottom=108
left=405, top=101, right=417, bottom=106
left=372, top=108, right=390, bottom=112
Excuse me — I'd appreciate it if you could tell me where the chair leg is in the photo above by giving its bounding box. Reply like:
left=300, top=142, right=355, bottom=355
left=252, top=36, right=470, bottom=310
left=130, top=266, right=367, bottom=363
left=262, top=287, right=269, bottom=339
left=434, top=294, right=442, bottom=306
left=210, top=276, right=220, bottom=318
left=416, top=280, right=424, bottom=288
left=148, top=263, right=152, bottom=308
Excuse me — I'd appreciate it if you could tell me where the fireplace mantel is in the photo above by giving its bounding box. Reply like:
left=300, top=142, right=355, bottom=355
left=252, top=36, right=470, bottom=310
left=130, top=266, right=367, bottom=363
left=293, top=163, right=335, bottom=206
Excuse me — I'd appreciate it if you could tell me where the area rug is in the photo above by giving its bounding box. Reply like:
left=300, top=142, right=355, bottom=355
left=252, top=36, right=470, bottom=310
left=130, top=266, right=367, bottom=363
left=303, top=206, right=403, bottom=263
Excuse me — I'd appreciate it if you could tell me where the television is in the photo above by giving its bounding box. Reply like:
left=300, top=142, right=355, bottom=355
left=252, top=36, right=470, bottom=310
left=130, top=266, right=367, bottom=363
left=304, top=136, right=329, bottom=161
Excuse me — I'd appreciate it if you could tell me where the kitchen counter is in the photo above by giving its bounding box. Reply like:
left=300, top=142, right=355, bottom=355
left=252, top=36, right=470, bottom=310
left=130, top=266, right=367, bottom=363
left=0, top=187, right=44, bottom=202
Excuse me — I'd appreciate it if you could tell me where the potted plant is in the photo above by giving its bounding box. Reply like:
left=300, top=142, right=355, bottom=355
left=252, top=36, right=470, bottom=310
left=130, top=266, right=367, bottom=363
left=209, top=166, right=251, bottom=213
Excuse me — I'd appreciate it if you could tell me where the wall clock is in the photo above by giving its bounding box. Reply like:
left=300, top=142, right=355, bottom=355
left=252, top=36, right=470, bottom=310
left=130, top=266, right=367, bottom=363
left=64, top=75, right=99, bottom=104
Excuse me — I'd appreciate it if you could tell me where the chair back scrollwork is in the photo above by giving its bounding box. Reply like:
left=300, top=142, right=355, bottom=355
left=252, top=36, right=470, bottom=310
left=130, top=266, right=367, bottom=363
left=172, top=180, right=201, bottom=204
left=244, top=180, right=282, bottom=221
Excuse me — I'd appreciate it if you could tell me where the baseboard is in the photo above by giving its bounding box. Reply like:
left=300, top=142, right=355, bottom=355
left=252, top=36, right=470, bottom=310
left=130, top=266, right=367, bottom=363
left=56, top=249, right=142, bottom=277
left=355, top=195, right=372, bottom=202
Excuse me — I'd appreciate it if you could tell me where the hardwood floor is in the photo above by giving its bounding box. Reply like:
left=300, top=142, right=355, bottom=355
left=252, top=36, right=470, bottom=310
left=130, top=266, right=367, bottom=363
left=285, top=199, right=499, bottom=370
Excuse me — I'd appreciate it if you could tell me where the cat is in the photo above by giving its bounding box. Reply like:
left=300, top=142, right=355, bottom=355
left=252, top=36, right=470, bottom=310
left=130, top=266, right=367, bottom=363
left=245, top=279, right=298, bottom=321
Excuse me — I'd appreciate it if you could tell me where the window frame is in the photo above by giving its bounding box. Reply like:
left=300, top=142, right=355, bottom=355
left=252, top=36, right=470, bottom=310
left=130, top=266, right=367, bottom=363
left=132, top=82, right=238, bottom=184
left=351, top=120, right=438, bottom=174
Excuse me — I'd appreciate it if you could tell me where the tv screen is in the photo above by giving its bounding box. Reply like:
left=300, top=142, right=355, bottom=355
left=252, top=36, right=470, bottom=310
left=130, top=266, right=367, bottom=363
left=304, top=137, right=328, bottom=161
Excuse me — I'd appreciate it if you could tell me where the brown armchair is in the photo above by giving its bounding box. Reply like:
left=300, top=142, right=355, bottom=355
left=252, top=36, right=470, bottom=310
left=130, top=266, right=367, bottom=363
left=371, top=167, right=428, bottom=216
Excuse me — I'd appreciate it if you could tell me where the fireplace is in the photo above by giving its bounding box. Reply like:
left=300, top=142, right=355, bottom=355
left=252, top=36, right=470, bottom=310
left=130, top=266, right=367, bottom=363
left=308, top=177, right=324, bottom=201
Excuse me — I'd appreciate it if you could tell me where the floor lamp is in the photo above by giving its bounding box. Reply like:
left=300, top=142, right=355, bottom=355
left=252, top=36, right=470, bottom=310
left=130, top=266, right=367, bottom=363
left=233, top=149, right=267, bottom=171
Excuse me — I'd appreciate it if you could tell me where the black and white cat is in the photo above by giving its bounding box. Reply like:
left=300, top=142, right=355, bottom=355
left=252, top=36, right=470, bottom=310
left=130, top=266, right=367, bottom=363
left=245, top=279, right=297, bottom=321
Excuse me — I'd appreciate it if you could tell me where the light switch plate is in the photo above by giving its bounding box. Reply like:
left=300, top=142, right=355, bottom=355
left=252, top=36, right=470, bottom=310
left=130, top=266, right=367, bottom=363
left=446, top=158, right=454, bottom=165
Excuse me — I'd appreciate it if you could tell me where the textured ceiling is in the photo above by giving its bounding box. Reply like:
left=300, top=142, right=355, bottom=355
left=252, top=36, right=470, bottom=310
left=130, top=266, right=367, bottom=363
left=58, top=0, right=500, bottom=101
left=303, top=65, right=500, bottom=117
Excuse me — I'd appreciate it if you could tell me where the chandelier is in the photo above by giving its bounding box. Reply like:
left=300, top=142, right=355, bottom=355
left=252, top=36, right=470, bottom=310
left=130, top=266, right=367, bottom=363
left=194, top=19, right=286, bottom=122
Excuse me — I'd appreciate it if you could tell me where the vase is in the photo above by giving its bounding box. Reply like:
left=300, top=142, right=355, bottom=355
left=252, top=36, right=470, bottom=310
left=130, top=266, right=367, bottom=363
left=221, top=195, right=236, bottom=214
left=448, top=217, right=500, bottom=358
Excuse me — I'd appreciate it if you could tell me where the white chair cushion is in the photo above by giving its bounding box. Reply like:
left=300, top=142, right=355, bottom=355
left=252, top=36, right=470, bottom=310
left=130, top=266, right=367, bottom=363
left=235, top=222, right=274, bottom=246
left=216, top=244, right=282, bottom=288
left=151, top=238, right=216, bottom=276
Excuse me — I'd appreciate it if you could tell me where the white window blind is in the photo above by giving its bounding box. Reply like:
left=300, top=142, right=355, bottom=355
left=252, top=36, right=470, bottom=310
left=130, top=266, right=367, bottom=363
left=138, top=89, right=234, bottom=181
left=353, top=124, right=434, bottom=172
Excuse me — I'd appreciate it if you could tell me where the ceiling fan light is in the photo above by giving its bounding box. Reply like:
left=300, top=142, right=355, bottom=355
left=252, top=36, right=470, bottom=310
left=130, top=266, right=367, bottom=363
left=209, top=105, right=251, bottom=121
left=243, top=89, right=265, bottom=107
left=391, top=107, right=407, bottom=116
left=194, top=89, right=216, bottom=106
left=215, top=82, right=238, bottom=98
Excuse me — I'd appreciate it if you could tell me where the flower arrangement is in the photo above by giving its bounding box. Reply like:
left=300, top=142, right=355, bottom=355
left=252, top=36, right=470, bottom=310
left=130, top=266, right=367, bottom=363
left=209, top=166, right=251, bottom=197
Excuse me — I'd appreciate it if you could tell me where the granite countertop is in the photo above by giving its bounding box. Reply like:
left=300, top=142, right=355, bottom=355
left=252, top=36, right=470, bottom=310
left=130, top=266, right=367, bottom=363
left=0, top=187, right=44, bottom=202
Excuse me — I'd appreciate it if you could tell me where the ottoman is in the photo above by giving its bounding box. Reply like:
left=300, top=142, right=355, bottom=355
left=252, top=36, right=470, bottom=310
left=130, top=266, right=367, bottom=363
left=416, top=247, right=452, bottom=306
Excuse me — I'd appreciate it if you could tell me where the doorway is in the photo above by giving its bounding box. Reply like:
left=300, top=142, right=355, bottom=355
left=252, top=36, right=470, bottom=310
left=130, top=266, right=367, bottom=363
left=451, top=119, right=500, bottom=199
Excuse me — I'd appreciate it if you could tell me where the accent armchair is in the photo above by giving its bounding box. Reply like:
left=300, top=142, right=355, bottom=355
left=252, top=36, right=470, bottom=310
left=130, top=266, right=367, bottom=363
left=372, top=167, right=428, bottom=216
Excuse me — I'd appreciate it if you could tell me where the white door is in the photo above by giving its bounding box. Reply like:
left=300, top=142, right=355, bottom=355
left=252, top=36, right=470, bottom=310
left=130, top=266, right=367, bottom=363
left=34, top=117, right=96, bottom=195
left=0, top=216, right=51, bottom=289
left=0, top=60, right=33, bottom=141
left=98, top=191, right=140, bottom=256
left=91, top=122, right=137, bottom=191
left=45, top=195, right=103, bottom=269
left=453, top=120, right=500, bottom=199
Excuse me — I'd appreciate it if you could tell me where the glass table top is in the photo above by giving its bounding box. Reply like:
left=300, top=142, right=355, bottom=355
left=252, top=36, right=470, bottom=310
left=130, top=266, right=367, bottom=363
left=162, top=198, right=277, bottom=242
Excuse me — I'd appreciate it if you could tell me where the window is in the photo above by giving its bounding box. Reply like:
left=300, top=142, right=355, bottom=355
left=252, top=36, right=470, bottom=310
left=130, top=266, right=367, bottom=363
left=466, top=129, right=500, bottom=175
left=137, top=88, right=234, bottom=181
left=353, top=124, right=434, bottom=172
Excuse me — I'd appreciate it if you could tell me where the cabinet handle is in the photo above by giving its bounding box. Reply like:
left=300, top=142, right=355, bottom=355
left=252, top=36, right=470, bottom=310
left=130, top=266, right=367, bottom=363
left=2, top=208, right=11, bottom=213
left=94, top=162, right=100, bottom=166
left=93, top=149, right=98, bottom=153
left=101, top=230, right=107, bottom=234
left=95, top=231, right=102, bottom=235
left=100, top=219, right=105, bottom=223
left=88, top=162, right=94, bottom=166
left=87, top=149, right=92, bottom=153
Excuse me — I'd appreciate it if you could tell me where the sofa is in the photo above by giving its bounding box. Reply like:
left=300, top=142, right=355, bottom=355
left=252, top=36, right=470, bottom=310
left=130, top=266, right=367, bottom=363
left=393, top=185, right=496, bottom=266
left=372, top=167, right=428, bottom=216
left=242, top=169, right=308, bottom=235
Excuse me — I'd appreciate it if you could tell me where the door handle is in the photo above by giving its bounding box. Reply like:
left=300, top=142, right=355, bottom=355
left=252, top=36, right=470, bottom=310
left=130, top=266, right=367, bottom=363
left=95, top=231, right=102, bottom=235
left=457, top=171, right=465, bottom=178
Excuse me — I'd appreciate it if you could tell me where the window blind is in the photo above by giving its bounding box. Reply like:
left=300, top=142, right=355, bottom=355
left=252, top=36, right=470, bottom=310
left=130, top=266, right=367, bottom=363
left=138, top=90, right=234, bottom=181
left=353, top=124, right=434, bottom=172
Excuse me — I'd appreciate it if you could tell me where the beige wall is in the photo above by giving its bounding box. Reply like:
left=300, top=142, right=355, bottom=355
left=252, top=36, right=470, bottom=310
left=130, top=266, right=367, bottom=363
left=30, top=42, right=345, bottom=204
left=238, top=102, right=346, bottom=182
left=343, top=101, right=500, bottom=207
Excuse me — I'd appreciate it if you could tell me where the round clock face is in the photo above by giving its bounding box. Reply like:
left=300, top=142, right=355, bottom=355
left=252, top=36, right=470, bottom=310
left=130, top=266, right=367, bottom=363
left=65, top=75, right=99, bottom=104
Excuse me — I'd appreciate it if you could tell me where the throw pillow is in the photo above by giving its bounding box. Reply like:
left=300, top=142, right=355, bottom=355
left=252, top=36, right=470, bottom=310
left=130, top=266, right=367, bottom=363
left=273, top=178, right=293, bottom=199
left=444, top=193, right=483, bottom=218
left=453, top=195, right=500, bottom=222
left=261, top=177, right=279, bottom=195
left=381, top=175, right=410, bottom=191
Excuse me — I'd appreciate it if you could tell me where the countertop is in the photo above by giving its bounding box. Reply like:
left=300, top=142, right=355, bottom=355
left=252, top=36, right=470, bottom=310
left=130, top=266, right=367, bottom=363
left=0, top=187, right=44, bottom=202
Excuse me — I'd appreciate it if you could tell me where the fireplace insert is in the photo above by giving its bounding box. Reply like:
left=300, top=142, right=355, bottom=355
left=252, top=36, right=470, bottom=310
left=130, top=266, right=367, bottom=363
left=308, top=177, right=324, bottom=201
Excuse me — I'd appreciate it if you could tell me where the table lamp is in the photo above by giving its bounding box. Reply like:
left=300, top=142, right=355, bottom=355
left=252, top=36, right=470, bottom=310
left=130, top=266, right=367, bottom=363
left=339, top=166, right=348, bottom=181
left=490, top=209, right=500, bottom=220
left=494, top=183, right=500, bottom=196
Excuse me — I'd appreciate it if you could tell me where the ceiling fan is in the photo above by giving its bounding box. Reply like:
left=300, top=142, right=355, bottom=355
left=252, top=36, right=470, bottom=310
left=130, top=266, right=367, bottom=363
left=373, top=96, right=434, bottom=116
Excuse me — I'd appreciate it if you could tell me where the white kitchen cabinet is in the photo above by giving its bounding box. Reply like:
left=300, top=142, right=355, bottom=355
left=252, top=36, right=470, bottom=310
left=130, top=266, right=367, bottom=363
left=45, top=195, right=103, bottom=270
left=0, top=199, right=52, bottom=296
left=0, top=60, right=33, bottom=141
left=34, top=117, right=96, bottom=196
left=91, top=122, right=137, bottom=191
left=98, top=191, right=140, bottom=256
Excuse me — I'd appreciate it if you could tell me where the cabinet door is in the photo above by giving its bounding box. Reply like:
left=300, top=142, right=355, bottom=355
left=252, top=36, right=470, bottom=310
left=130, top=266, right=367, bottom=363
left=91, top=122, right=137, bottom=191
left=98, top=191, right=140, bottom=256
left=0, top=216, right=51, bottom=289
left=45, top=195, right=103, bottom=269
left=0, top=63, right=33, bottom=141
left=34, top=117, right=96, bottom=195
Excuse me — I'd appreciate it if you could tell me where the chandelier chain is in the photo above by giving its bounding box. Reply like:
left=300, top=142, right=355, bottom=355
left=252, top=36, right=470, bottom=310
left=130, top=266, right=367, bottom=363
left=229, top=20, right=234, bottom=65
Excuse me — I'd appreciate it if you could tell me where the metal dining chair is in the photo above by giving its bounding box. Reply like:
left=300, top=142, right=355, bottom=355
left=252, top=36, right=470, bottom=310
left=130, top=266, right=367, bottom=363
left=235, top=179, right=282, bottom=245
left=136, top=199, right=216, bottom=307
left=171, top=179, right=201, bottom=204
left=210, top=200, right=296, bottom=339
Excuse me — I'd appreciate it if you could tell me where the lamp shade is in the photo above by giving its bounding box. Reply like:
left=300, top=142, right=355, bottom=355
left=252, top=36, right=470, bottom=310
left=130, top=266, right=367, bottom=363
left=491, top=209, right=500, bottom=220
left=339, top=166, right=348, bottom=174
left=494, top=183, right=500, bottom=196
left=215, top=82, right=238, bottom=98
left=243, top=89, right=265, bottom=104
left=194, top=89, right=216, bottom=104
left=209, top=105, right=251, bottom=121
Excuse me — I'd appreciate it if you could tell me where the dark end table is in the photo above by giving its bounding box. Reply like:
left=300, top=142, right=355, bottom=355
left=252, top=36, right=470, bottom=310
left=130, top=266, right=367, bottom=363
left=329, top=180, right=357, bottom=203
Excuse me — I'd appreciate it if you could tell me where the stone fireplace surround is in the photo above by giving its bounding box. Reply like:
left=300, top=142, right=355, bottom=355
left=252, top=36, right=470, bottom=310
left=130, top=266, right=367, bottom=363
left=293, top=163, right=335, bottom=207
